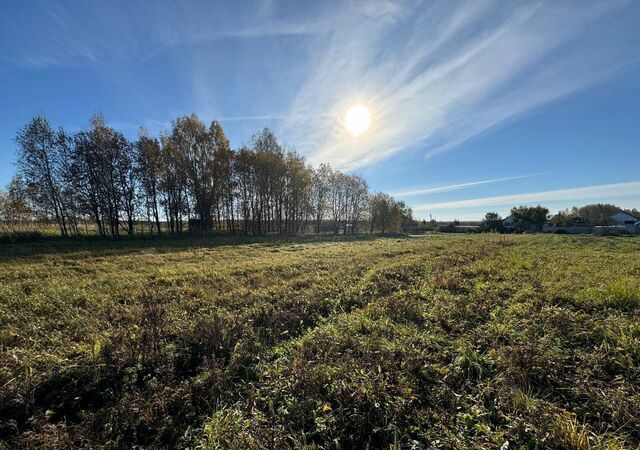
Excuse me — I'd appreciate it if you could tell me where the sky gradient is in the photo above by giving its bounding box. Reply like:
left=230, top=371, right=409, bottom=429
left=1, top=0, right=639, bottom=220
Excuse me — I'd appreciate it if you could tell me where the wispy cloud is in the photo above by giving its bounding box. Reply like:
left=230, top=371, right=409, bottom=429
left=218, top=115, right=279, bottom=122
left=412, top=181, right=640, bottom=212
left=11, top=1, right=327, bottom=69
left=109, top=115, right=279, bottom=138
left=280, top=0, right=638, bottom=169
left=6, top=0, right=639, bottom=162
left=391, top=173, right=541, bottom=197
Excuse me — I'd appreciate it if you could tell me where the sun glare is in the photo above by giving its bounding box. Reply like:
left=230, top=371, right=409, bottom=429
left=344, top=104, right=370, bottom=137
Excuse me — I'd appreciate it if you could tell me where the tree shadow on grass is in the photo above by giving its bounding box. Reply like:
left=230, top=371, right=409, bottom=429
left=0, top=232, right=415, bottom=261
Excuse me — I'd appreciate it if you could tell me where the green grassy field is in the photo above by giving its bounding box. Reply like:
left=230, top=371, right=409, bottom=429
left=0, top=234, right=639, bottom=449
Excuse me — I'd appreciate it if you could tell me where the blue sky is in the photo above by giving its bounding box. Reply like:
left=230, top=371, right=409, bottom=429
left=1, top=0, right=639, bottom=220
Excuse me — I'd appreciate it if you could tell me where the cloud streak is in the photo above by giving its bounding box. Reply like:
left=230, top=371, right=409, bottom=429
left=280, top=0, right=639, bottom=169
left=5, top=0, right=639, bottom=166
left=391, top=173, right=541, bottom=197
left=9, top=1, right=327, bottom=69
left=412, top=181, right=640, bottom=212
left=217, top=115, right=279, bottom=122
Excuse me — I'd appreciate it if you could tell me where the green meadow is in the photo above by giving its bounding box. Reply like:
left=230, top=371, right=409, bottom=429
left=1, top=234, right=639, bottom=449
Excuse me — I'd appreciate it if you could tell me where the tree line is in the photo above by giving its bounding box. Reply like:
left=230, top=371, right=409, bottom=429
left=476, top=203, right=640, bottom=233
left=0, top=114, right=413, bottom=237
left=547, top=204, right=639, bottom=227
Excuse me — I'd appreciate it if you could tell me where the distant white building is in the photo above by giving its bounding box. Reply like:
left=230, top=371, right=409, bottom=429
left=611, top=211, right=639, bottom=225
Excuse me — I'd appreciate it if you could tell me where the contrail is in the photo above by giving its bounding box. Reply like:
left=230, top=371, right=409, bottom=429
left=391, top=173, right=541, bottom=197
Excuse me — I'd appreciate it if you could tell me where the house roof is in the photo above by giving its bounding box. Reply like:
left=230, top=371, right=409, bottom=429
left=612, top=211, right=640, bottom=221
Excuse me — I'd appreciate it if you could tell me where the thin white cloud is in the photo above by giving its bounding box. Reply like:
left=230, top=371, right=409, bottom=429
left=218, top=115, right=279, bottom=122
left=280, top=0, right=638, bottom=169
left=9, top=0, right=639, bottom=164
left=412, top=181, right=640, bottom=212
left=14, top=2, right=328, bottom=69
left=391, top=173, right=541, bottom=197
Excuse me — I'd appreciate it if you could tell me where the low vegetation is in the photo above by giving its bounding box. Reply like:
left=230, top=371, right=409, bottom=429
left=0, top=233, right=638, bottom=449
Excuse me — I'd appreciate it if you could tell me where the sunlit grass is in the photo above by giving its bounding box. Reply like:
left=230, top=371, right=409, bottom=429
left=0, top=234, right=638, bottom=448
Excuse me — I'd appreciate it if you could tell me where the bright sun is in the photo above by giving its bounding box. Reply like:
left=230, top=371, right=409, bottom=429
left=344, top=104, right=370, bottom=137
